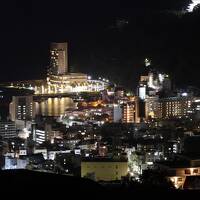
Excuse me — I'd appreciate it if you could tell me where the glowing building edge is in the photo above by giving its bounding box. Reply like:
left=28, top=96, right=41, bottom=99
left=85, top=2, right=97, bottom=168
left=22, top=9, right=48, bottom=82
left=34, top=73, right=109, bottom=94
left=7, top=73, right=109, bottom=95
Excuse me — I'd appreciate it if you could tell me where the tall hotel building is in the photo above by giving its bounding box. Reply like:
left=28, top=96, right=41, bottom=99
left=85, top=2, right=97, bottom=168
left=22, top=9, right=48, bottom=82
left=8, top=42, right=108, bottom=95
left=157, top=97, right=191, bottom=118
left=122, top=97, right=140, bottom=123
left=152, top=96, right=200, bottom=119
left=122, top=103, right=135, bottom=123
left=46, top=42, right=91, bottom=93
left=49, top=42, right=68, bottom=75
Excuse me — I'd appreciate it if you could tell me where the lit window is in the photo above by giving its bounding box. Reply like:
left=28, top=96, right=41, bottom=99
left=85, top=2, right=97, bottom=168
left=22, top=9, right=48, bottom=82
left=178, top=178, right=182, bottom=182
left=193, top=169, right=198, bottom=174
left=185, top=169, right=190, bottom=175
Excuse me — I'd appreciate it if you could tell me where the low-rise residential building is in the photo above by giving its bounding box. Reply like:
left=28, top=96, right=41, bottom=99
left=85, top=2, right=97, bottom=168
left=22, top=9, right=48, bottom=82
left=156, top=155, right=200, bottom=189
left=81, top=157, right=128, bottom=181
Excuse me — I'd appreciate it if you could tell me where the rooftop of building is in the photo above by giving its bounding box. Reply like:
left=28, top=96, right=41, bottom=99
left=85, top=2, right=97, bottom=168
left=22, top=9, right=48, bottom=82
left=177, top=153, right=200, bottom=161
left=156, top=154, right=200, bottom=168
left=159, top=96, right=195, bottom=101
left=49, top=73, right=88, bottom=78
left=156, top=160, right=191, bottom=168
left=1, top=79, right=46, bottom=86
left=82, top=156, right=128, bottom=162
left=77, top=139, right=97, bottom=146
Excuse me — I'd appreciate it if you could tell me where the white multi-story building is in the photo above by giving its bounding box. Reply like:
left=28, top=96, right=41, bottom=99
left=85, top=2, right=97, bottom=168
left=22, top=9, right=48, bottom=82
left=9, top=96, right=36, bottom=121
left=0, top=121, right=17, bottom=139
left=4, top=156, right=28, bottom=170
left=112, top=104, right=122, bottom=122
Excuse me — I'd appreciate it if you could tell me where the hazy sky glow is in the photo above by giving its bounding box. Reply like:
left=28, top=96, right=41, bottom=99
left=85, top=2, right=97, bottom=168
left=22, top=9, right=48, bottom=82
left=188, top=0, right=200, bottom=11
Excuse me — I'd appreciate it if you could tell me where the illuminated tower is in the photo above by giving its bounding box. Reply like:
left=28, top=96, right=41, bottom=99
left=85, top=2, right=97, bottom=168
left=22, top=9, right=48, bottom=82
left=49, top=42, right=68, bottom=75
left=122, top=103, right=135, bottom=123
left=122, top=97, right=141, bottom=123
left=9, top=96, right=36, bottom=121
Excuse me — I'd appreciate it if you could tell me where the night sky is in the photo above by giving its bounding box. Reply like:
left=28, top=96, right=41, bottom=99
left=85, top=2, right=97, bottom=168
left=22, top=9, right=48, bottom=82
left=1, top=0, right=200, bottom=90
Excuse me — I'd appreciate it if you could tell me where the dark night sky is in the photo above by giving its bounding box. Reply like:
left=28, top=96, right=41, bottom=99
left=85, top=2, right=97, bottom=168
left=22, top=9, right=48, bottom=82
left=1, top=0, right=200, bottom=90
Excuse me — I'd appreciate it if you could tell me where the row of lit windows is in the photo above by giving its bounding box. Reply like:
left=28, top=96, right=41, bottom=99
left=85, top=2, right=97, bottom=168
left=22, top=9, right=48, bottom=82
left=185, top=169, right=199, bottom=175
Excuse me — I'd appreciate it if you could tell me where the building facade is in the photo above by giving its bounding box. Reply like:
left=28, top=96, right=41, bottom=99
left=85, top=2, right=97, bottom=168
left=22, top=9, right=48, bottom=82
left=157, top=97, right=199, bottom=119
left=0, top=121, right=17, bottom=139
left=156, top=157, right=200, bottom=189
left=49, top=42, right=68, bottom=75
left=112, top=104, right=122, bottom=123
left=122, top=97, right=140, bottom=123
left=81, top=158, right=128, bottom=181
left=9, top=96, right=36, bottom=121
left=145, top=96, right=159, bottom=119
left=122, top=103, right=135, bottom=123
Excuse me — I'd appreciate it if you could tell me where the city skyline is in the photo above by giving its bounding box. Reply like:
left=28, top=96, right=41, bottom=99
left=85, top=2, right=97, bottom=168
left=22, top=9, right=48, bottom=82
left=1, top=0, right=200, bottom=193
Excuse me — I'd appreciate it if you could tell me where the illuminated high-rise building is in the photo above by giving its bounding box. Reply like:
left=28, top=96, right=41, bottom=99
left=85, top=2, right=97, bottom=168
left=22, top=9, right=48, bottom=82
left=122, top=97, right=140, bottom=123
left=145, top=96, right=159, bottom=119
left=156, top=96, right=200, bottom=119
left=9, top=96, right=36, bottom=121
left=122, top=103, right=134, bottom=123
left=6, top=42, right=109, bottom=95
left=0, top=121, right=17, bottom=139
left=49, top=42, right=68, bottom=75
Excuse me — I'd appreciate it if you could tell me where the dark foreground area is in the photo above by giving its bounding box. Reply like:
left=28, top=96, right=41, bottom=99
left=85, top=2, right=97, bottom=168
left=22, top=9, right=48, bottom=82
left=0, top=169, right=200, bottom=198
